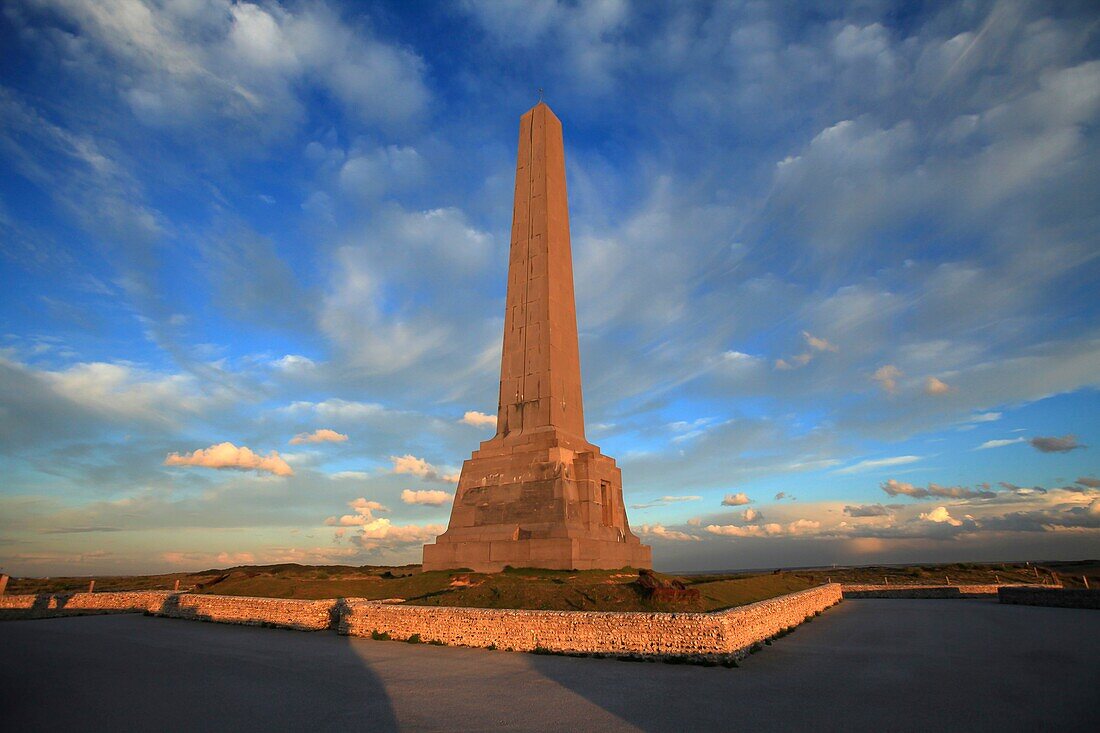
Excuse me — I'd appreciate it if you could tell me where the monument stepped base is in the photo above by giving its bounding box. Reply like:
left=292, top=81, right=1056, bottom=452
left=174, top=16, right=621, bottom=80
left=423, top=537, right=652, bottom=573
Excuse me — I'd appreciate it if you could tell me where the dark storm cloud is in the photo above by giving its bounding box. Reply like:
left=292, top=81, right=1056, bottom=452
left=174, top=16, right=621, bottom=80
left=844, top=504, right=892, bottom=517
left=1029, top=435, right=1086, bottom=453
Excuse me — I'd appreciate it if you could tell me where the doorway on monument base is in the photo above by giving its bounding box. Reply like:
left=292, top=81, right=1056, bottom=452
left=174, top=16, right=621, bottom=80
left=600, top=480, right=613, bottom=527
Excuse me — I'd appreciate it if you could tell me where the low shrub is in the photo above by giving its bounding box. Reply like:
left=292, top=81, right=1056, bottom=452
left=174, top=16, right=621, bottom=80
left=406, top=634, right=421, bottom=644
left=371, top=630, right=390, bottom=641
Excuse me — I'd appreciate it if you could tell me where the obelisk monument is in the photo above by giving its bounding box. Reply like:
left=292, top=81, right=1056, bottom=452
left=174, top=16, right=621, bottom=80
left=423, top=102, right=651, bottom=572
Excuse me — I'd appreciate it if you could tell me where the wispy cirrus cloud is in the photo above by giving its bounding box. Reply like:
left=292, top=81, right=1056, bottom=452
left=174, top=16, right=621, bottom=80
left=835, top=455, right=921, bottom=474
left=976, top=437, right=1027, bottom=450
left=631, top=495, right=702, bottom=510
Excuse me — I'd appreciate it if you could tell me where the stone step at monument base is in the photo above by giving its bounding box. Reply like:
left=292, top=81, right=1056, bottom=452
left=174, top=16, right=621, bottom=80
left=422, top=536, right=652, bottom=573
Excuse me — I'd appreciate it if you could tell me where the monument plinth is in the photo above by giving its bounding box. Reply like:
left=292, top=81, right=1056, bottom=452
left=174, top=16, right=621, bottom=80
left=422, top=102, right=652, bottom=572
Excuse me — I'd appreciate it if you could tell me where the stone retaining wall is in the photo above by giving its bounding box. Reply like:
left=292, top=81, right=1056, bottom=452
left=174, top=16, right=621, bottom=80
left=152, top=594, right=335, bottom=630
left=2, top=584, right=844, bottom=658
left=841, top=584, right=1042, bottom=599
left=0, top=592, right=334, bottom=630
left=0, top=591, right=172, bottom=618
left=340, top=583, right=843, bottom=660
left=998, top=586, right=1100, bottom=609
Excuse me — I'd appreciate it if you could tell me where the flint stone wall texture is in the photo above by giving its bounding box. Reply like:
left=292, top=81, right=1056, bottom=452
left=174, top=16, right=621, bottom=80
left=341, top=583, right=842, bottom=659
left=0, top=592, right=334, bottom=630
left=0, top=591, right=172, bottom=618
left=998, top=586, right=1100, bottom=609
left=840, top=584, right=1043, bottom=599
left=154, top=594, right=335, bottom=629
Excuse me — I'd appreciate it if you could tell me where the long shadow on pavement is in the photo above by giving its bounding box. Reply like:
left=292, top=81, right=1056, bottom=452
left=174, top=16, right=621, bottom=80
left=0, top=612, right=401, bottom=732
left=522, top=599, right=1100, bottom=732
left=5, top=599, right=1098, bottom=732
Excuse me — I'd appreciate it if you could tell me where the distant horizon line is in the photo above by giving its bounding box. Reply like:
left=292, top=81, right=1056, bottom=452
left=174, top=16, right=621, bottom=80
left=5, top=557, right=1095, bottom=580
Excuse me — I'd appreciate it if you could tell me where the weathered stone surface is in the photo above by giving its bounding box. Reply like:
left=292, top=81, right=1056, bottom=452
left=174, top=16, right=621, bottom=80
left=423, top=102, right=650, bottom=572
left=0, top=592, right=334, bottom=630
left=0, top=591, right=173, bottom=619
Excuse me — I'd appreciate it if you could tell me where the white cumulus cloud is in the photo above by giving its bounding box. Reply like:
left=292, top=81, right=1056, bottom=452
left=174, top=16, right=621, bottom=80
left=920, top=506, right=962, bottom=526
left=461, top=410, right=497, bottom=428
left=401, top=489, right=453, bottom=506
left=164, top=442, right=293, bottom=476
left=390, top=454, right=459, bottom=483
left=638, top=524, right=701, bottom=542
left=289, top=428, right=348, bottom=444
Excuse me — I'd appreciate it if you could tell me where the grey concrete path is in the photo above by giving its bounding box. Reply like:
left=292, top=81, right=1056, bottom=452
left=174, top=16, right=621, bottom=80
left=1, top=599, right=1097, bottom=732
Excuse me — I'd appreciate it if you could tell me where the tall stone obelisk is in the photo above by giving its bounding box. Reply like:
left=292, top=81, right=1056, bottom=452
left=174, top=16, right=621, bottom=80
left=423, top=102, right=651, bottom=572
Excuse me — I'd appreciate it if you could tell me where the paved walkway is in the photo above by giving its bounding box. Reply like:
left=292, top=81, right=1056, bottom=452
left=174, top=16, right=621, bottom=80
left=1, top=599, right=1096, bottom=731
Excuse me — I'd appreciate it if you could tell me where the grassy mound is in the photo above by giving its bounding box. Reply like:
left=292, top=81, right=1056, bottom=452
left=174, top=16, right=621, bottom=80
left=10, top=560, right=1090, bottom=612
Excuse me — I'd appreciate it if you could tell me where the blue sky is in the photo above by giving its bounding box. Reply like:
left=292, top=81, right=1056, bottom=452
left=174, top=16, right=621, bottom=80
left=0, top=0, right=1097, bottom=575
